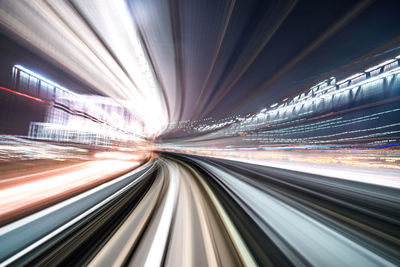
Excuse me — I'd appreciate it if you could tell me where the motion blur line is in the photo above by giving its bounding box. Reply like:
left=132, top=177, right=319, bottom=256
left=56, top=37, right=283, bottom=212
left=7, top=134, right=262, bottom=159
left=213, top=157, right=400, bottom=250
left=0, top=162, right=154, bottom=267
left=0, top=161, right=88, bottom=187
left=185, top=164, right=257, bottom=267
left=128, top=160, right=179, bottom=267
left=164, top=165, right=194, bottom=267
left=88, top=168, right=164, bottom=267
left=0, top=160, right=140, bottom=223
left=187, top=171, right=219, bottom=267
left=143, top=162, right=178, bottom=267
left=178, top=160, right=242, bottom=267
left=259, top=174, right=400, bottom=248
left=199, top=160, right=394, bottom=267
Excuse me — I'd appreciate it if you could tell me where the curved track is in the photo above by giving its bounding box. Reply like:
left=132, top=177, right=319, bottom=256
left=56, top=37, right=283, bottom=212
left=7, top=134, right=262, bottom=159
left=1, top=154, right=399, bottom=266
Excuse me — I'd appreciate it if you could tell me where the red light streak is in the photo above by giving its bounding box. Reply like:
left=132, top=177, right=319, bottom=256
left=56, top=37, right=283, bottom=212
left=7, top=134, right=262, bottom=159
left=0, top=86, right=47, bottom=103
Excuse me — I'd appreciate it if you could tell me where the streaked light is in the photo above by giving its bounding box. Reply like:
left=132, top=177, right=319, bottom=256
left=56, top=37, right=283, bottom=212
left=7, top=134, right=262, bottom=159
left=365, top=59, right=396, bottom=72
left=0, top=85, right=46, bottom=103
left=337, top=73, right=364, bottom=85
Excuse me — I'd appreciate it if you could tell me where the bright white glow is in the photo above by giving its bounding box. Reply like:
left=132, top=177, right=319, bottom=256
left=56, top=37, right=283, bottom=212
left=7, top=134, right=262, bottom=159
left=0, top=160, right=140, bottom=217
left=94, top=152, right=144, bottom=161
left=143, top=164, right=178, bottom=267
left=337, top=73, right=364, bottom=85
left=0, top=1, right=169, bottom=137
left=365, top=59, right=396, bottom=72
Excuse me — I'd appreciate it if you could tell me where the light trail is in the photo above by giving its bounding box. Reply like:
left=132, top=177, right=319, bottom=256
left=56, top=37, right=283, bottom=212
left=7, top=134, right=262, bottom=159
left=0, top=154, right=399, bottom=266
left=0, top=86, right=47, bottom=103
left=0, top=159, right=141, bottom=224
left=0, top=1, right=399, bottom=266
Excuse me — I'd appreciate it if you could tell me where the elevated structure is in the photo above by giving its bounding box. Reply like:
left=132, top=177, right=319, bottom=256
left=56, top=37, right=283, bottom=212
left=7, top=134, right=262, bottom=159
left=10, top=65, right=141, bottom=146
left=179, top=55, right=400, bottom=147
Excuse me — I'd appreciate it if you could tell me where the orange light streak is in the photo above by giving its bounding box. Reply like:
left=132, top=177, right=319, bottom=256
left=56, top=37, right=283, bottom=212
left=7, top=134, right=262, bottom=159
left=0, top=160, right=140, bottom=224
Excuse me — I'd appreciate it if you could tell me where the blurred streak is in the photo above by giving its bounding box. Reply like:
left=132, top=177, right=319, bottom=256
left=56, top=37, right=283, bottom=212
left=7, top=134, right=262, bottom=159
left=2, top=155, right=395, bottom=266
left=0, top=136, right=87, bottom=162
left=0, top=0, right=399, bottom=266
left=162, top=146, right=400, bottom=188
left=94, top=151, right=145, bottom=161
left=88, top=167, right=165, bottom=266
left=0, top=0, right=168, bottom=136
left=198, top=0, right=298, bottom=118
left=93, top=158, right=248, bottom=267
left=0, top=86, right=46, bottom=103
left=0, top=162, right=155, bottom=266
left=0, top=159, right=141, bottom=224
left=0, top=151, right=399, bottom=266
left=190, top=0, right=236, bottom=121
left=192, top=157, right=394, bottom=266
left=128, top=160, right=179, bottom=267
